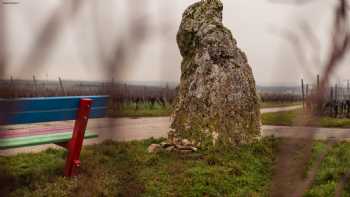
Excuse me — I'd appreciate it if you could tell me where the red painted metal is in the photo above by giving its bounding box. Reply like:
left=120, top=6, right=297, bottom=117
left=55, top=141, right=70, bottom=149
left=64, top=99, right=92, bottom=177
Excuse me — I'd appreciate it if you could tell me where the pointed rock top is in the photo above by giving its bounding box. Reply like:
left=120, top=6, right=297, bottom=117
left=177, top=0, right=224, bottom=57
left=182, top=0, right=223, bottom=24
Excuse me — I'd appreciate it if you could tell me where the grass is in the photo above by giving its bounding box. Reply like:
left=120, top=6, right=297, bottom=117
left=109, top=102, right=172, bottom=117
left=1, top=138, right=350, bottom=196
left=262, top=109, right=350, bottom=128
left=305, top=141, right=350, bottom=196
left=0, top=138, right=278, bottom=197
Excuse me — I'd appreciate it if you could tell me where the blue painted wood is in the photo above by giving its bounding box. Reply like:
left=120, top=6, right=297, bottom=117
left=0, top=96, right=108, bottom=113
left=3, top=107, right=107, bottom=125
left=0, top=96, right=109, bottom=125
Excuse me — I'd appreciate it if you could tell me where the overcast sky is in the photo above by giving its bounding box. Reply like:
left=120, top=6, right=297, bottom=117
left=2, top=0, right=349, bottom=86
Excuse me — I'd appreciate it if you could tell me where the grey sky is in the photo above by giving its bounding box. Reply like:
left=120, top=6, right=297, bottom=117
left=3, top=0, right=349, bottom=86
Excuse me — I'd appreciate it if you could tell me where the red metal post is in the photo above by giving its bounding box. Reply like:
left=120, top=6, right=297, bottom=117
left=64, top=99, right=92, bottom=177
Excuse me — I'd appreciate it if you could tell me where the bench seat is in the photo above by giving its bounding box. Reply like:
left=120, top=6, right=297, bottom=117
left=0, top=95, right=108, bottom=176
left=0, top=130, right=98, bottom=149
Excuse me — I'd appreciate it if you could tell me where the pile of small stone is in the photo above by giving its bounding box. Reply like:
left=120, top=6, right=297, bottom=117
left=147, top=139, right=198, bottom=153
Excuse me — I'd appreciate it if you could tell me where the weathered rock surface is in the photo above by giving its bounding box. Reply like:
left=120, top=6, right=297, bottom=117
left=147, top=139, right=199, bottom=154
left=147, top=144, right=161, bottom=153
left=170, top=0, right=260, bottom=147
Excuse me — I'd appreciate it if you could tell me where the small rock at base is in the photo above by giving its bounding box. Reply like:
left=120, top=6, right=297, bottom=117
left=190, top=147, right=198, bottom=152
left=165, top=145, right=175, bottom=152
left=175, top=145, right=192, bottom=150
left=147, top=144, right=161, bottom=153
left=160, top=141, right=173, bottom=148
left=181, top=139, right=192, bottom=146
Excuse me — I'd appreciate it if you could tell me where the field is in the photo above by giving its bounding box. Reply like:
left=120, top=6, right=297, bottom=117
left=108, top=101, right=302, bottom=118
left=109, top=102, right=172, bottom=117
left=0, top=138, right=349, bottom=196
left=262, top=109, right=350, bottom=128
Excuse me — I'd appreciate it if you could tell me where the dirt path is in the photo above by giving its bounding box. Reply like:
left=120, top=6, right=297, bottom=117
left=260, top=105, right=302, bottom=113
left=6, top=104, right=350, bottom=156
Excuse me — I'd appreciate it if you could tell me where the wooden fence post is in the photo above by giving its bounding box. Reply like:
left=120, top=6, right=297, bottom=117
left=32, top=75, right=38, bottom=97
left=10, top=76, right=15, bottom=98
left=111, top=77, right=115, bottom=95
left=301, top=79, right=305, bottom=110
left=347, top=80, right=349, bottom=99
left=335, top=84, right=338, bottom=101
left=58, top=77, right=66, bottom=96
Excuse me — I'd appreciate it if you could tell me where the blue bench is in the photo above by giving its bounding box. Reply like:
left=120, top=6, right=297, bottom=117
left=0, top=96, right=109, bottom=176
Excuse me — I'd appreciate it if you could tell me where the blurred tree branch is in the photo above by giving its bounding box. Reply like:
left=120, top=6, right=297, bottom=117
left=269, top=0, right=350, bottom=196
left=19, top=0, right=84, bottom=76
left=268, top=0, right=316, bottom=5
left=0, top=4, right=6, bottom=79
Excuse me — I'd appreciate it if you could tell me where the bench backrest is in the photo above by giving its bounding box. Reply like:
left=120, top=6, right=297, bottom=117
left=0, top=96, right=109, bottom=125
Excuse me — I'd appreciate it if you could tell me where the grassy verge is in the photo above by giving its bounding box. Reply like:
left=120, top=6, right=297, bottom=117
left=262, top=109, right=350, bottom=128
left=0, top=138, right=277, bottom=197
left=0, top=138, right=350, bottom=196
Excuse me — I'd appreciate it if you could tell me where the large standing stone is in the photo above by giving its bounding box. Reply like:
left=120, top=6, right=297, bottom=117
left=170, top=0, right=260, bottom=147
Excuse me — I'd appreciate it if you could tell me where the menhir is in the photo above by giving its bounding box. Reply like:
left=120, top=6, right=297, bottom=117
left=170, top=0, right=261, bottom=147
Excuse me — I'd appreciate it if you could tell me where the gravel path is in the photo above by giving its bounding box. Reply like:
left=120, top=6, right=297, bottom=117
left=260, top=105, right=302, bottom=113
left=4, top=105, right=348, bottom=156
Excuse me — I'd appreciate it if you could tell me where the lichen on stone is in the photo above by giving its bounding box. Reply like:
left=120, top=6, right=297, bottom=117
left=170, top=0, right=261, bottom=148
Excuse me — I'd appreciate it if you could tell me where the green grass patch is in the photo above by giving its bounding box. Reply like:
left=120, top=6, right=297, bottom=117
left=261, top=109, right=299, bottom=126
left=109, top=102, right=172, bottom=118
left=262, top=109, right=350, bottom=128
left=0, top=138, right=278, bottom=197
left=305, top=141, right=350, bottom=196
